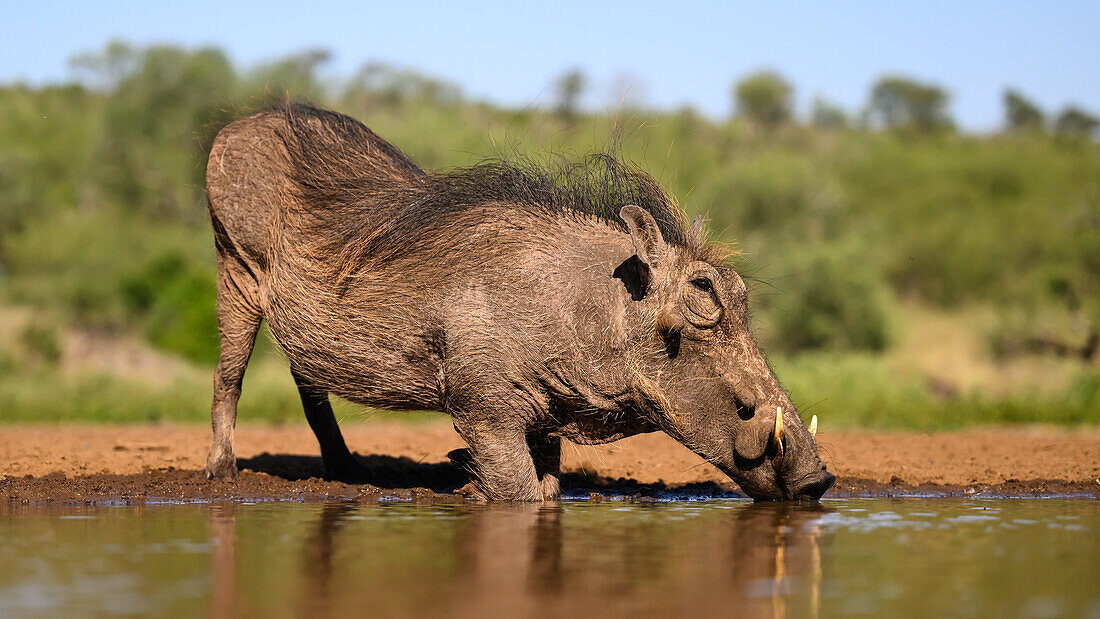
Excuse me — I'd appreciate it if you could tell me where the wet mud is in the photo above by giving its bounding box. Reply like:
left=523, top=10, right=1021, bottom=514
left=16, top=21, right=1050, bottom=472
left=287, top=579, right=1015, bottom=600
left=3, top=456, right=1098, bottom=507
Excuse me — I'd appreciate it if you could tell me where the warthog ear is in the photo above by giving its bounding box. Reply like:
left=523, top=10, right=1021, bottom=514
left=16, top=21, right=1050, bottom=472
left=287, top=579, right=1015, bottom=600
left=619, top=205, right=663, bottom=268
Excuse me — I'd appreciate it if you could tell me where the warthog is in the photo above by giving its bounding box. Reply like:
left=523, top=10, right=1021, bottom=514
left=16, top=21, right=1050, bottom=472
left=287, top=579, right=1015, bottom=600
left=203, top=104, right=834, bottom=500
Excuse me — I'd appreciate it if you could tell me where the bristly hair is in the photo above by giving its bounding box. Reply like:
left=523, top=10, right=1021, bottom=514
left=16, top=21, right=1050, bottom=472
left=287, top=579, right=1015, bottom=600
left=429, top=153, right=697, bottom=246
left=272, top=103, right=722, bottom=279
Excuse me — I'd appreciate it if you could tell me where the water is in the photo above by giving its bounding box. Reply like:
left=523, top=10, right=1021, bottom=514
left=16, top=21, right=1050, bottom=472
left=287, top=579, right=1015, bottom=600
left=1, top=498, right=1098, bottom=618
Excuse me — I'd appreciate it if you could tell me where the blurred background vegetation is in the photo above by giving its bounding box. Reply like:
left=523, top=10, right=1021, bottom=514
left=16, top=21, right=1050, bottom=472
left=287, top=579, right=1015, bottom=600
left=1, top=42, right=1097, bottom=428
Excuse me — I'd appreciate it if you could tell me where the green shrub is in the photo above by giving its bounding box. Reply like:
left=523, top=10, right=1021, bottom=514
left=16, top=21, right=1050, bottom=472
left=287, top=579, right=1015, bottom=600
left=144, top=265, right=218, bottom=364
left=767, top=245, right=892, bottom=353
left=18, top=323, right=61, bottom=366
left=3, top=209, right=218, bottom=364
left=122, top=250, right=218, bottom=364
left=0, top=351, right=14, bottom=376
left=704, top=154, right=843, bottom=234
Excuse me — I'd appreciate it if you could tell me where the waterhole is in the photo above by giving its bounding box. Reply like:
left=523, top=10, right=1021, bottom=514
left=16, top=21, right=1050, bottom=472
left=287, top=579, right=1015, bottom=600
left=1, top=498, right=1097, bottom=617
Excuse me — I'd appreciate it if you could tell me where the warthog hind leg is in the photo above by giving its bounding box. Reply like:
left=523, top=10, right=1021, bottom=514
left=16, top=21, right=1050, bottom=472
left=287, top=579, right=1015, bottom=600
left=205, top=259, right=261, bottom=481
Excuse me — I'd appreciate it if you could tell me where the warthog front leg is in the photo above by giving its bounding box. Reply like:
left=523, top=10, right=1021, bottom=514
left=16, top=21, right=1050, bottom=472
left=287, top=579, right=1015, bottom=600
left=292, top=369, right=367, bottom=482
left=452, top=418, right=557, bottom=501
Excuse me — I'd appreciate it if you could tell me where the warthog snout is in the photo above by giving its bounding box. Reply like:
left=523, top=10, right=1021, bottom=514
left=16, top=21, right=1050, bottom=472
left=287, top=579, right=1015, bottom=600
left=790, top=469, right=836, bottom=500
left=770, top=408, right=834, bottom=500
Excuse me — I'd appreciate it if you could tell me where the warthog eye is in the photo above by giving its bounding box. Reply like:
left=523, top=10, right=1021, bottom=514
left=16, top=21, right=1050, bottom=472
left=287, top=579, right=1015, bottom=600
left=691, top=278, right=713, bottom=293
left=683, top=274, right=723, bottom=330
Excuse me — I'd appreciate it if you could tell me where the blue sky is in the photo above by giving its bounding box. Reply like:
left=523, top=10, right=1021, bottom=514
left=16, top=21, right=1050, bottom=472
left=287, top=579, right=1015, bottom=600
left=2, top=0, right=1097, bottom=131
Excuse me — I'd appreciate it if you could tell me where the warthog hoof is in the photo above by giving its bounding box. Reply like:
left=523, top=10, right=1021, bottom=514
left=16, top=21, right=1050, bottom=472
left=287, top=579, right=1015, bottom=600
left=205, top=458, right=239, bottom=481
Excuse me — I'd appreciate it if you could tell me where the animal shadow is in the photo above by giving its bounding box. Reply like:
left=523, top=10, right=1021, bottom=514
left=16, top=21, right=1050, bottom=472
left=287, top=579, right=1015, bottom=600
left=237, top=453, right=468, bottom=493
left=238, top=450, right=740, bottom=499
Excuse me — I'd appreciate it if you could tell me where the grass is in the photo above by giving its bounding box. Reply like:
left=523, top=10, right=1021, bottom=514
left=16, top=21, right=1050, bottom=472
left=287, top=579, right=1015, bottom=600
left=776, top=352, right=1100, bottom=430
left=0, top=327, right=444, bottom=426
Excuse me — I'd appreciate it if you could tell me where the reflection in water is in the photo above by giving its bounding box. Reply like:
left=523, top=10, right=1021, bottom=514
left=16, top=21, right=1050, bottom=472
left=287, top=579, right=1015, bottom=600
left=680, top=503, right=828, bottom=618
left=530, top=504, right=565, bottom=595
left=4, top=499, right=1097, bottom=618
left=299, top=503, right=356, bottom=619
left=262, top=500, right=828, bottom=617
left=744, top=504, right=826, bottom=619
left=454, top=503, right=566, bottom=612
left=208, top=504, right=238, bottom=619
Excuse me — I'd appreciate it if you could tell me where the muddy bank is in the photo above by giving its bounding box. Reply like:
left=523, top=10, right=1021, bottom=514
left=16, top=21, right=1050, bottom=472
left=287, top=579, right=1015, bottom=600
left=2, top=422, right=1099, bottom=503
left=4, top=469, right=1098, bottom=507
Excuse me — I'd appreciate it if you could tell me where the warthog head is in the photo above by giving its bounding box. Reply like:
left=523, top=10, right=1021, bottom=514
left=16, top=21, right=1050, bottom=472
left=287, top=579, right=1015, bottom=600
left=616, top=205, right=834, bottom=500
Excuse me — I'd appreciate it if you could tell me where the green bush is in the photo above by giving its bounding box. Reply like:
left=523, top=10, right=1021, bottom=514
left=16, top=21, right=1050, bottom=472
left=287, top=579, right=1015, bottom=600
left=122, top=251, right=219, bottom=364
left=18, top=323, right=61, bottom=366
left=144, top=264, right=218, bottom=364
left=700, top=154, right=844, bottom=235
left=766, top=245, right=892, bottom=353
left=3, top=208, right=217, bottom=364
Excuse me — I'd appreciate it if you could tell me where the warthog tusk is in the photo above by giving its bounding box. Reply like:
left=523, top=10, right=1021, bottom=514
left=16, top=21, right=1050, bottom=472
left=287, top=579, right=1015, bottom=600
left=773, top=407, right=785, bottom=463
left=809, top=414, right=818, bottom=438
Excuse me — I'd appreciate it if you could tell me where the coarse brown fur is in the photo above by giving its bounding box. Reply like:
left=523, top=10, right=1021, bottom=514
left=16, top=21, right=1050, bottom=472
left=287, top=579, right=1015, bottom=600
left=203, top=103, right=833, bottom=501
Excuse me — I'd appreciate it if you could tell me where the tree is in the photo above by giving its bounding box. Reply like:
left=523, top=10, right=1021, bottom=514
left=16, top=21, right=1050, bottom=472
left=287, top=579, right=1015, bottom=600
left=344, top=62, right=462, bottom=109
left=733, top=71, right=792, bottom=129
left=1003, top=89, right=1044, bottom=133
left=93, top=44, right=238, bottom=218
left=771, top=246, right=892, bottom=353
left=69, top=39, right=138, bottom=91
left=553, top=68, right=586, bottom=120
left=811, top=96, right=847, bottom=129
left=1054, top=106, right=1099, bottom=139
left=868, top=76, right=951, bottom=132
left=248, top=48, right=331, bottom=101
